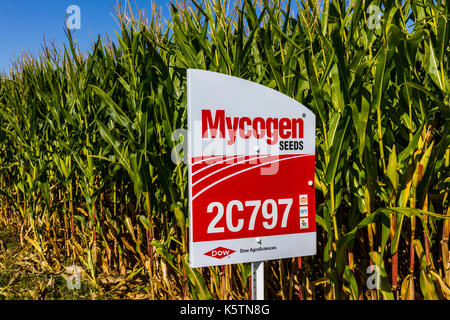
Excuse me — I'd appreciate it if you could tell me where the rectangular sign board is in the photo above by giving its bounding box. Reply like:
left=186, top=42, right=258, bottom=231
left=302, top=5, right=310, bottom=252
left=187, top=69, right=316, bottom=267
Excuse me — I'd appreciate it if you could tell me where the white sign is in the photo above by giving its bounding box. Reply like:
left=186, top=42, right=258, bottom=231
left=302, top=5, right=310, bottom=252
left=187, top=69, right=316, bottom=267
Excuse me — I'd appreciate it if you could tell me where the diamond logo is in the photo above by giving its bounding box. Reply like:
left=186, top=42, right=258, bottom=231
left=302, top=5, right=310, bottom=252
left=204, top=247, right=236, bottom=259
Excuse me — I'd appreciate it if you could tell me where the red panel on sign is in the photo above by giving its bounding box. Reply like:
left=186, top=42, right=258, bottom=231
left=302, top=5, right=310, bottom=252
left=191, top=154, right=315, bottom=242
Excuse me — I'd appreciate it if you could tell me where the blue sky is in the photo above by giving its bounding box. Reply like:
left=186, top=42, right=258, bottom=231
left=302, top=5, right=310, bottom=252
left=0, top=0, right=173, bottom=73
left=0, top=1, right=396, bottom=75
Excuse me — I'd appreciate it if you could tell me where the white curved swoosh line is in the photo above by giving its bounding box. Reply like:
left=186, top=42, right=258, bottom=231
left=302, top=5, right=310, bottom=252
left=192, top=154, right=276, bottom=187
left=192, top=154, right=311, bottom=200
left=192, top=154, right=248, bottom=176
left=191, top=155, right=225, bottom=166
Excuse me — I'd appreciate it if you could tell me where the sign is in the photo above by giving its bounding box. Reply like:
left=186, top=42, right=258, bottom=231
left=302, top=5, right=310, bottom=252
left=187, top=69, right=316, bottom=268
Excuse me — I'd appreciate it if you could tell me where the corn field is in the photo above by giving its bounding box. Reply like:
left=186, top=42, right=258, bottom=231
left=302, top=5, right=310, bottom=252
left=0, top=0, right=449, bottom=300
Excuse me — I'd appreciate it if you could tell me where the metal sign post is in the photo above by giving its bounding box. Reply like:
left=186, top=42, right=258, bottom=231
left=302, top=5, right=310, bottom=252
left=251, top=261, right=264, bottom=300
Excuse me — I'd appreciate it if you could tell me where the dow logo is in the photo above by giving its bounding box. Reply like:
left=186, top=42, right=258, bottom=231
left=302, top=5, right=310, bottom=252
left=204, top=247, right=236, bottom=259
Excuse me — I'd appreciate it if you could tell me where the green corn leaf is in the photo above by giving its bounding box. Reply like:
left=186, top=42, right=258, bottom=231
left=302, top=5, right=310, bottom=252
left=386, top=144, right=399, bottom=197
left=336, top=209, right=387, bottom=276
left=344, top=265, right=359, bottom=300
left=369, top=251, right=394, bottom=300
left=325, top=110, right=350, bottom=184
left=139, top=215, right=149, bottom=230
left=152, top=240, right=181, bottom=276
left=420, top=269, right=439, bottom=300
left=173, top=203, right=186, bottom=234
left=424, top=40, right=445, bottom=92
left=315, top=214, right=330, bottom=234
